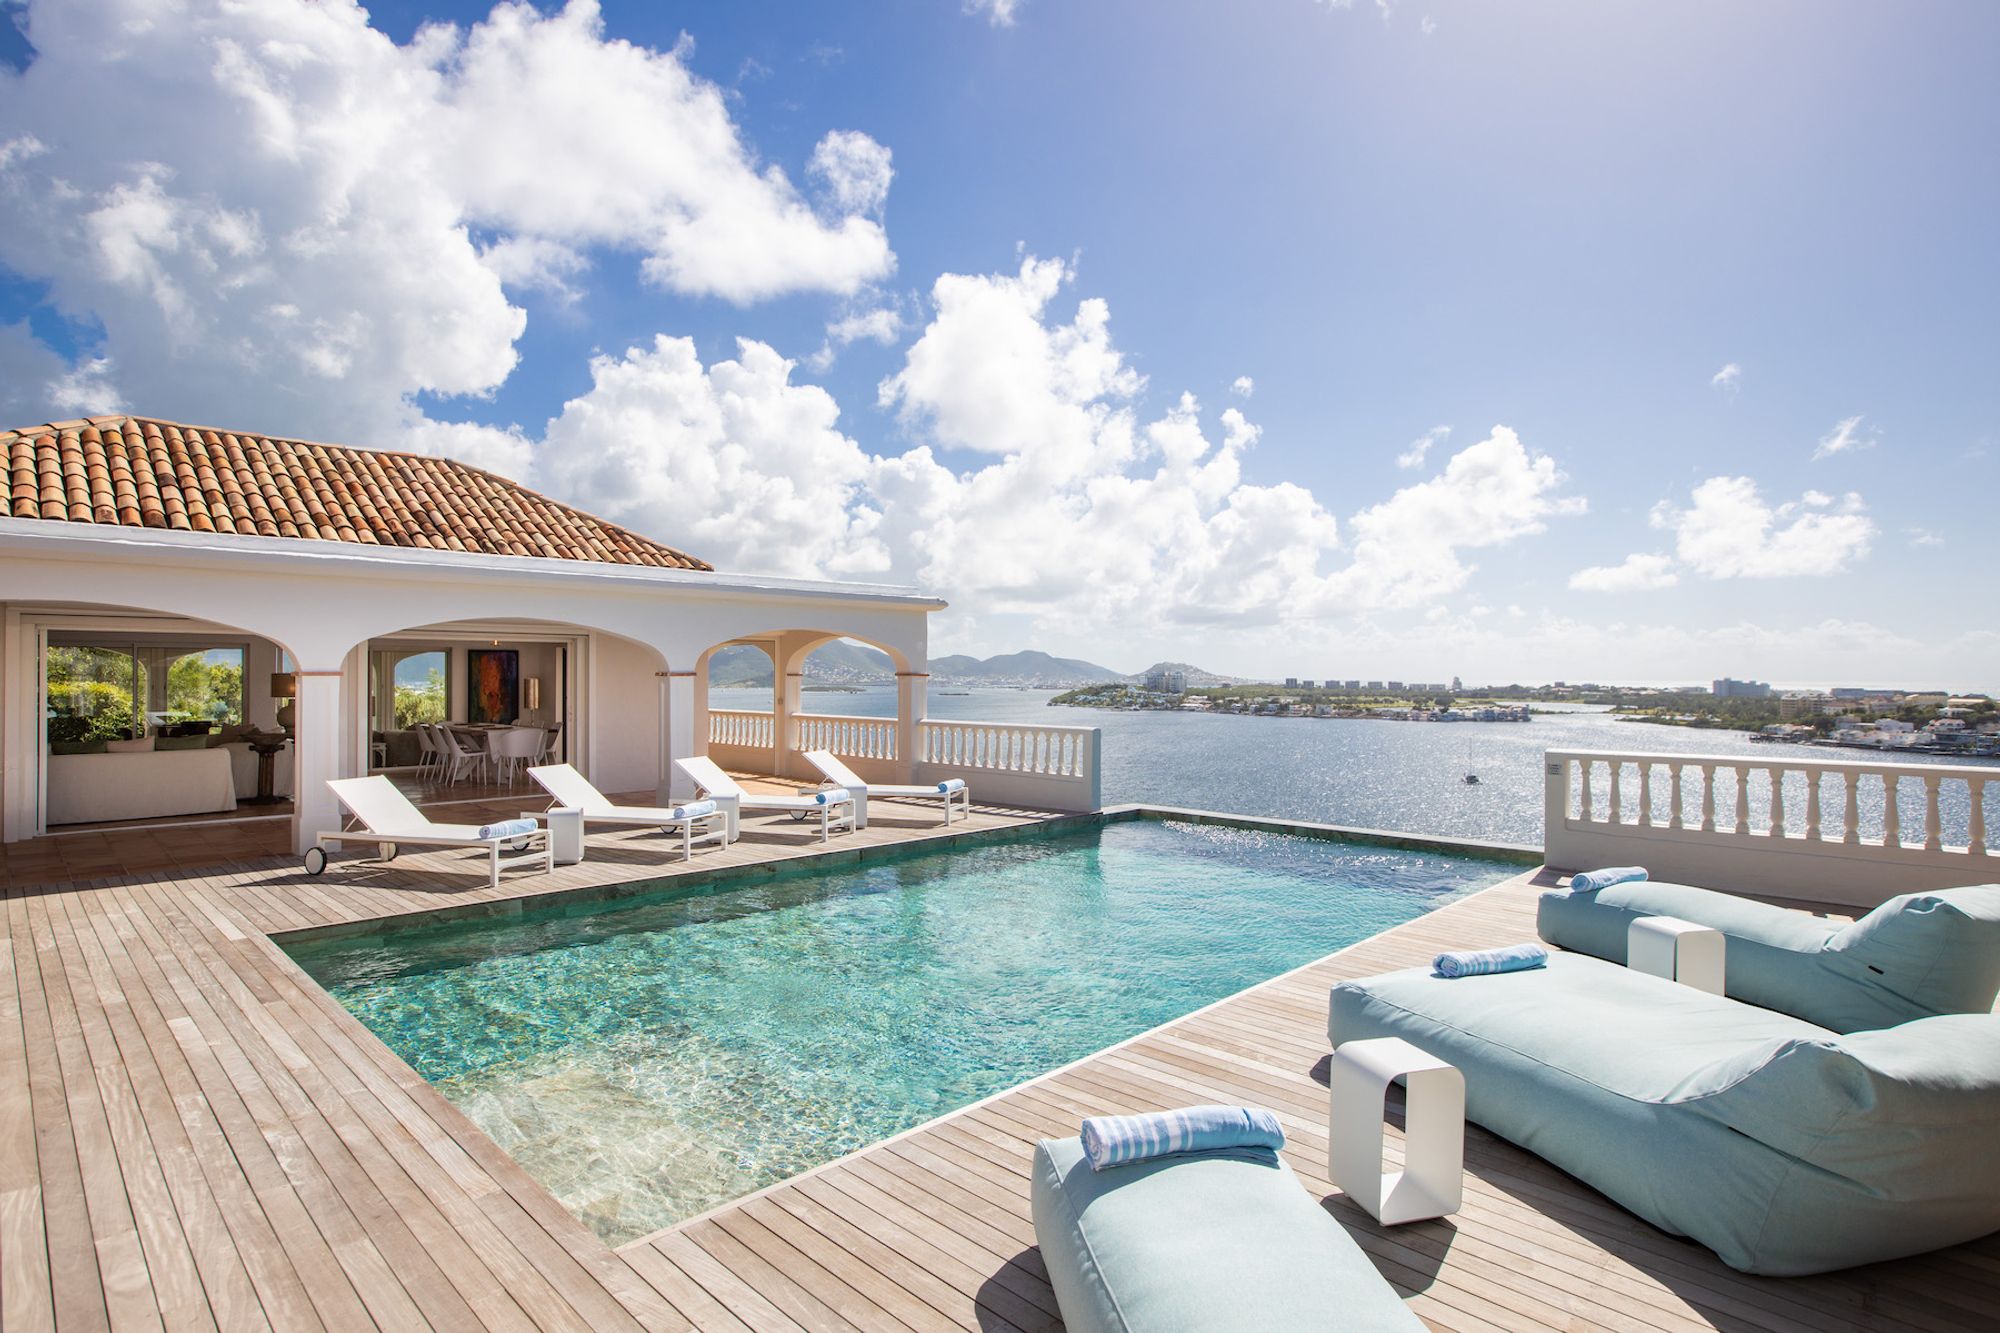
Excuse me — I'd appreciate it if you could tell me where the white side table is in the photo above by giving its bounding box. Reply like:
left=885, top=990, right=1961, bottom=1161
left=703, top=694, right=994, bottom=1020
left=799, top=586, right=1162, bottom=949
left=540, top=807, right=585, bottom=865
left=710, top=792, right=742, bottom=843
left=1628, top=915, right=1726, bottom=995
left=1329, top=1036, right=1464, bottom=1225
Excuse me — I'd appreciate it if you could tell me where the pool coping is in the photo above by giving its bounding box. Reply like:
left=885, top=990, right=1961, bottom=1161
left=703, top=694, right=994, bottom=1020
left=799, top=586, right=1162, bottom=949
left=271, top=804, right=1543, bottom=948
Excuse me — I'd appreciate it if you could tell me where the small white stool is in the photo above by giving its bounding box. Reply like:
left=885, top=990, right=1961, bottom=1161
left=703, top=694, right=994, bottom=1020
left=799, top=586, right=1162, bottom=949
left=1329, top=1036, right=1464, bottom=1225
left=539, top=807, right=585, bottom=866
left=1628, top=915, right=1726, bottom=995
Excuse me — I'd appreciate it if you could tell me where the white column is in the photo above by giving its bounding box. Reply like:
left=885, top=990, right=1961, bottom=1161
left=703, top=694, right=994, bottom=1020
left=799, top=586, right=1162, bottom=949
left=665, top=669, right=698, bottom=802
left=291, top=669, right=346, bottom=854
left=775, top=669, right=804, bottom=779
left=897, top=672, right=929, bottom=783
left=691, top=652, right=712, bottom=762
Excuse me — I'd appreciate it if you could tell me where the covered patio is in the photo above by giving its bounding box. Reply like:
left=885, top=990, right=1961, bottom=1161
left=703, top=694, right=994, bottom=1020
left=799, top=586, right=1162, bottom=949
left=3, top=417, right=1102, bottom=869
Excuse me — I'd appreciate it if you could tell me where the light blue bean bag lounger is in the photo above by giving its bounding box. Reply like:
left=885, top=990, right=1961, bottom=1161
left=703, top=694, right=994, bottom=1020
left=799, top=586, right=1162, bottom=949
left=1031, top=1135, right=1421, bottom=1332
left=1327, top=952, right=2000, bottom=1275
left=1536, top=880, right=2000, bottom=1032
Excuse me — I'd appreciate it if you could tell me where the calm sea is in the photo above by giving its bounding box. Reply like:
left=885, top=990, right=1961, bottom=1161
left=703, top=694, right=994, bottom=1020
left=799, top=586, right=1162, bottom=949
left=713, top=686, right=1989, bottom=848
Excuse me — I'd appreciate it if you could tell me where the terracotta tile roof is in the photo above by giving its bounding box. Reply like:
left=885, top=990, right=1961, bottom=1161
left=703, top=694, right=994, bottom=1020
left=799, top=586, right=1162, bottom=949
left=2, top=415, right=711, bottom=571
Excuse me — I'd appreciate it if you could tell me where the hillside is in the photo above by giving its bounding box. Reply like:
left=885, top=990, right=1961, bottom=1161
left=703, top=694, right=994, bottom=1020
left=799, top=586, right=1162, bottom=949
left=707, top=640, right=896, bottom=688
left=929, top=650, right=1126, bottom=686
left=711, top=644, right=1233, bottom=690
left=1131, top=660, right=1241, bottom=688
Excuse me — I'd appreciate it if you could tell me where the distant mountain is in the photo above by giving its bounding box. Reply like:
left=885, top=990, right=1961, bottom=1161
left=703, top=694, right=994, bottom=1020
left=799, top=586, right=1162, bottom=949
left=930, top=650, right=1127, bottom=686
left=707, top=640, right=896, bottom=688
left=1131, top=660, right=1240, bottom=688
left=712, top=644, right=1234, bottom=690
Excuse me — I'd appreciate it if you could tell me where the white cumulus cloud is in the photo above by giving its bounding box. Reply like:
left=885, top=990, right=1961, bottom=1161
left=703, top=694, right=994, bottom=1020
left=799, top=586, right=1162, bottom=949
left=0, top=0, right=894, bottom=441
left=534, top=336, right=887, bottom=576
left=494, top=258, right=1582, bottom=635
left=1326, top=427, right=1585, bottom=609
left=1230, top=375, right=1255, bottom=398
left=1711, top=362, right=1741, bottom=394
left=1651, top=476, right=1875, bottom=578
left=1569, top=552, right=1679, bottom=593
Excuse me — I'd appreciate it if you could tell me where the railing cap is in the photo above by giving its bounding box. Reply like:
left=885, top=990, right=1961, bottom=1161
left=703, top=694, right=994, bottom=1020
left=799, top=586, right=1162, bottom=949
left=1545, top=747, right=1995, bottom=778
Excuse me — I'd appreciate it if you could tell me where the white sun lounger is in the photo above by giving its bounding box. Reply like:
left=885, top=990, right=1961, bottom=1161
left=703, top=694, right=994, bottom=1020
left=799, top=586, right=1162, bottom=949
left=672, top=755, right=855, bottom=843
left=526, top=763, right=727, bottom=861
left=801, top=749, right=970, bottom=829
left=305, top=775, right=553, bottom=889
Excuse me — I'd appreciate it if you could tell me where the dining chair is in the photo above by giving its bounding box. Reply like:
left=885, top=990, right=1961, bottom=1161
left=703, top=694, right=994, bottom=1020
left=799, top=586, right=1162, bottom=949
left=488, top=727, right=544, bottom=788
left=437, top=726, right=486, bottom=785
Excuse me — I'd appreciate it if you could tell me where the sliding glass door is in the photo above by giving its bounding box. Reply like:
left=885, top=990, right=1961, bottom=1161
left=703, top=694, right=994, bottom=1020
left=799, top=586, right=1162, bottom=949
left=46, top=637, right=247, bottom=742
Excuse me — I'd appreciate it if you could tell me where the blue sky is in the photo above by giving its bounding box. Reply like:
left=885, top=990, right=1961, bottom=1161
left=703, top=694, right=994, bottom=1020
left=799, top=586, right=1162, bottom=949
left=1, top=1, right=1994, bottom=686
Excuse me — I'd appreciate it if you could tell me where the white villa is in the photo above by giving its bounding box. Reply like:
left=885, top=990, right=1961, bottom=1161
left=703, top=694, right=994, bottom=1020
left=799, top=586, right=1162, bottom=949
left=2, top=414, right=1098, bottom=853
left=3, top=414, right=1993, bottom=1333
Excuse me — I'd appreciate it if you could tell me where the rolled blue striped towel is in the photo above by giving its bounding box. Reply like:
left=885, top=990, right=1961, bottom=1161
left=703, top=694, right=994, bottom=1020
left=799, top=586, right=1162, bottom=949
left=1433, top=943, right=1548, bottom=979
left=937, top=778, right=967, bottom=793
left=669, top=800, right=717, bottom=821
left=477, top=818, right=539, bottom=840
left=1079, top=1105, right=1285, bottom=1172
left=1569, top=865, right=1647, bottom=893
left=814, top=787, right=850, bottom=805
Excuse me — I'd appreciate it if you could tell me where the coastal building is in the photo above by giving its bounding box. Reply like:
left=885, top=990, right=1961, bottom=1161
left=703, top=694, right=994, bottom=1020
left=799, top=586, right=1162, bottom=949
left=1713, top=677, right=1774, bottom=698
left=2, top=415, right=1100, bottom=850
left=1143, top=667, right=1187, bottom=695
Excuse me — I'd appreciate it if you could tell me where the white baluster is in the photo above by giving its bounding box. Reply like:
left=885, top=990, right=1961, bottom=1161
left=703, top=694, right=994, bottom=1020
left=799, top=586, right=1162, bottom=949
left=1805, top=769, right=1822, bottom=842
left=1768, top=766, right=1785, bottom=838
left=1668, top=762, right=1684, bottom=831
left=1699, top=764, right=1715, bottom=833
left=1971, top=778, right=1988, bottom=856
left=1884, top=775, right=1901, bottom=848
left=1734, top=766, right=1751, bottom=835
left=1578, top=759, right=1593, bottom=822
left=1923, top=775, right=1943, bottom=853
left=1842, top=772, right=1860, bottom=846
left=1608, top=762, right=1623, bottom=824
left=1637, top=763, right=1653, bottom=828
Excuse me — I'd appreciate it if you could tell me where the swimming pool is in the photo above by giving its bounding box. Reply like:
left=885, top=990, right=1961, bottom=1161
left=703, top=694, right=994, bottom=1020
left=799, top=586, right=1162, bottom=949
left=283, top=818, right=1516, bottom=1244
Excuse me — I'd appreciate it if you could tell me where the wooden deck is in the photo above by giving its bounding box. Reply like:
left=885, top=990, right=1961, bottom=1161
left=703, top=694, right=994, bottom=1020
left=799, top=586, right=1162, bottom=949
left=3, top=813, right=1995, bottom=1331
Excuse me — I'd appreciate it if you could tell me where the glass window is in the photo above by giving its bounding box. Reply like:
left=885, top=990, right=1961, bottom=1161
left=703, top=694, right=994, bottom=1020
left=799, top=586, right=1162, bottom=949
left=46, top=639, right=248, bottom=742
left=165, top=647, right=244, bottom=726
left=391, top=651, right=449, bottom=728
left=46, top=645, right=146, bottom=741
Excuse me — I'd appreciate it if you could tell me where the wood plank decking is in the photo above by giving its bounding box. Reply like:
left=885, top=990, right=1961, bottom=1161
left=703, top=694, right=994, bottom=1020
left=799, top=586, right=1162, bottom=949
left=4, top=809, right=1995, bottom=1331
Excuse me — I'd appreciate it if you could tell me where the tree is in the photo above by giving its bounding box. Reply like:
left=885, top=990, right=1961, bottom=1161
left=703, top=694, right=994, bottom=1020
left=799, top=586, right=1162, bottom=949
left=395, top=666, right=448, bottom=727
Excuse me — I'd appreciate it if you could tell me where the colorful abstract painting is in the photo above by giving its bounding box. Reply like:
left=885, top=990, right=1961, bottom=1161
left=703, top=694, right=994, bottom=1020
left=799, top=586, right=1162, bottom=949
left=467, top=649, right=519, bottom=725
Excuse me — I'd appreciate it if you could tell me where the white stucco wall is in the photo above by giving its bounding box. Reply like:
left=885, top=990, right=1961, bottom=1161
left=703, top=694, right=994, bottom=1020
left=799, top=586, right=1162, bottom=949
left=0, top=518, right=940, bottom=847
left=588, top=632, right=665, bottom=796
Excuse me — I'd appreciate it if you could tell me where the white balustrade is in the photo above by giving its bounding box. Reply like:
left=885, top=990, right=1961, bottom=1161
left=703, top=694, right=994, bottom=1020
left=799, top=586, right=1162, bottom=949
left=1545, top=748, right=1996, bottom=908
left=795, top=712, right=899, bottom=762
left=705, top=708, right=1103, bottom=814
left=708, top=708, right=774, bottom=749
left=918, top=718, right=1094, bottom=777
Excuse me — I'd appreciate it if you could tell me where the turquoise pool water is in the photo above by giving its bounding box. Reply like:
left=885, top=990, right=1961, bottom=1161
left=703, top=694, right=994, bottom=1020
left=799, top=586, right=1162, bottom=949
left=284, top=819, right=1515, bottom=1244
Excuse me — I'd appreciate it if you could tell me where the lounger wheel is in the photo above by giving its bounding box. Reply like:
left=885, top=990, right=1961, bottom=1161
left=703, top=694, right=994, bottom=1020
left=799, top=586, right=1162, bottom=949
left=303, top=846, right=328, bottom=876
left=380, top=843, right=398, bottom=861
left=790, top=810, right=810, bottom=822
